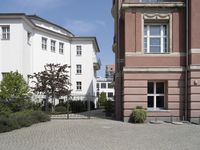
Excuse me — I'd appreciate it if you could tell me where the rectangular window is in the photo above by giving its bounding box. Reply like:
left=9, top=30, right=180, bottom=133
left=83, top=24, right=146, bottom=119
left=76, top=82, right=82, bottom=91
left=108, top=83, right=113, bottom=89
left=2, top=26, right=10, bottom=40
left=76, top=64, right=82, bottom=74
left=108, top=92, right=113, bottom=98
left=2, top=72, right=8, bottom=79
left=96, top=83, right=99, bottom=89
left=101, top=83, right=106, bottom=89
left=51, top=40, right=56, bottom=52
left=147, top=81, right=165, bottom=110
left=144, top=24, right=168, bottom=53
left=76, top=45, right=82, bottom=56
left=59, top=42, right=64, bottom=54
left=42, top=37, right=47, bottom=50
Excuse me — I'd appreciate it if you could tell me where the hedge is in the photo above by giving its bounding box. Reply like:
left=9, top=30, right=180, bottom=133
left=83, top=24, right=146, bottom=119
left=0, top=110, right=50, bottom=133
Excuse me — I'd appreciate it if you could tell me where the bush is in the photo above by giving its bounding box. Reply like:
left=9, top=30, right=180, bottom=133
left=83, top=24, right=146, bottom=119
left=0, top=110, right=50, bottom=133
left=105, top=100, right=115, bottom=116
left=130, top=106, right=146, bottom=123
left=0, top=117, right=20, bottom=133
left=55, top=105, right=67, bottom=113
left=11, top=111, right=33, bottom=127
left=30, top=111, right=50, bottom=122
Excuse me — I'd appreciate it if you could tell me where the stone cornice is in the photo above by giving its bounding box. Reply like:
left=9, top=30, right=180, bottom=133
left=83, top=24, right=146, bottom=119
left=123, top=67, right=185, bottom=73
left=122, top=2, right=185, bottom=8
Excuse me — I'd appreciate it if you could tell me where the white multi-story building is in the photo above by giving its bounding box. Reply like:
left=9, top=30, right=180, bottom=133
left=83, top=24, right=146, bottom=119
left=0, top=13, right=100, bottom=103
left=96, top=77, right=114, bottom=101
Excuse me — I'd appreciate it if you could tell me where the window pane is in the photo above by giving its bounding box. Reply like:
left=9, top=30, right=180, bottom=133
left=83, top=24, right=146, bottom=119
left=148, top=96, right=154, bottom=108
left=148, top=82, right=154, bottom=94
left=96, top=83, right=99, bottom=88
left=150, top=25, right=161, bottom=36
left=150, top=38, right=160, bottom=46
left=144, top=38, right=147, bottom=52
left=108, top=92, right=113, bottom=98
left=156, top=96, right=164, bottom=108
left=156, top=82, right=164, bottom=94
left=150, top=38, right=161, bottom=53
left=101, top=83, right=106, bottom=89
left=163, top=38, right=168, bottom=52
left=150, top=46, right=161, bottom=53
left=144, top=25, right=147, bottom=36
left=163, top=25, right=167, bottom=36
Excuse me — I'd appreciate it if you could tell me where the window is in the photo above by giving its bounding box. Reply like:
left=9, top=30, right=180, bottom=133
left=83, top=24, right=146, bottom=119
left=1, top=26, right=10, bottom=40
left=144, top=24, right=168, bottom=53
left=76, top=81, right=82, bottom=91
left=76, top=45, right=82, bottom=56
left=96, top=83, right=99, bottom=89
left=59, top=42, right=64, bottom=54
left=101, top=83, right=106, bottom=89
left=51, top=40, right=56, bottom=52
left=2, top=72, right=8, bottom=79
left=147, top=81, right=165, bottom=110
left=59, top=99, right=64, bottom=104
left=27, top=32, right=31, bottom=44
left=76, top=64, right=82, bottom=74
left=42, top=37, right=47, bottom=50
left=108, top=83, right=113, bottom=88
left=108, top=92, right=113, bottom=98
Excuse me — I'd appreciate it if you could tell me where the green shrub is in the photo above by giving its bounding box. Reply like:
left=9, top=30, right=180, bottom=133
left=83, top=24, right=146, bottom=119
left=0, top=110, right=50, bottom=133
left=130, top=106, right=146, bottom=123
left=0, top=117, right=20, bottom=133
left=30, top=111, right=50, bottom=122
left=11, top=110, right=34, bottom=127
left=105, top=100, right=115, bottom=116
left=55, top=106, right=67, bottom=113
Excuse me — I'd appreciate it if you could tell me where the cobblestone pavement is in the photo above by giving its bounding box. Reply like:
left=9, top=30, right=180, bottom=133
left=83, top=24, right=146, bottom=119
left=0, top=118, right=200, bottom=150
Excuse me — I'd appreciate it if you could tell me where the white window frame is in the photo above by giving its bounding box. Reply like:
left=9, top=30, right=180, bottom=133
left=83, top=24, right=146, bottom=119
left=76, top=45, right=82, bottom=56
left=144, top=24, right=168, bottom=54
left=51, top=40, right=56, bottom=52
left=42, top=37, right=47, bottom=50
left=59, top=42, right=64, bottom=54
left=147, top=81, right=165, bottom=110
left=76, top=81, right=82, bottom=91
left=101, top=83, right=106, bottom=89
left=1, top=26, right=10, bottom=40
left=76, top=64, right=82, bottom=75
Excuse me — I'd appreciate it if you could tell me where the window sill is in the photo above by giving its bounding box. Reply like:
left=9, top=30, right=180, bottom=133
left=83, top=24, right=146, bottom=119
left=147, top=108, right=169, bottom=112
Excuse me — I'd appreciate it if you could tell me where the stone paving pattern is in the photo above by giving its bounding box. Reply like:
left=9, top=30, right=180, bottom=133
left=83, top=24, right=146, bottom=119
left=0, top=117, right=200, bottom=150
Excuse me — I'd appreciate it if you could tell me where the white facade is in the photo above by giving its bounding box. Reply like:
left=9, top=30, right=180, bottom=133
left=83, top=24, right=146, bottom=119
left=0, top=13, right=100, bottom=104
left=96, top=77, right=114, bottom=101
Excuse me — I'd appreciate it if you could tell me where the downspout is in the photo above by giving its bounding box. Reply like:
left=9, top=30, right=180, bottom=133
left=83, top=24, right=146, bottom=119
left=184, top=0, right=189, bottom=121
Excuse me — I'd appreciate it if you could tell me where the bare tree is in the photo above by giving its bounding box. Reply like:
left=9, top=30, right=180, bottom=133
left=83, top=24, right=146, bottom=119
left=30, top=64, right=71, bottom=112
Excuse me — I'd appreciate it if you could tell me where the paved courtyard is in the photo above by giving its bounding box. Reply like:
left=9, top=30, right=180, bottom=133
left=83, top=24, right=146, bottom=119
left=0, top=117, right=200, bottom=150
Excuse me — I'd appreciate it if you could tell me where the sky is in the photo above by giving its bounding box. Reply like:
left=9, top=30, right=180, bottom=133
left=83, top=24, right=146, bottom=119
left=0, top=0, right=114, bottom=77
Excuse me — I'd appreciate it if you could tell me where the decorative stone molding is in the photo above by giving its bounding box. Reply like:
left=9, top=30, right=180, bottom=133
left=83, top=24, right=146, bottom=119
left=143, top=13, right=170, bottom=20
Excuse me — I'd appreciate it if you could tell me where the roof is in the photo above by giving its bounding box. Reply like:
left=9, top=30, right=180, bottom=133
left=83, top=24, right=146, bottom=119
left=27, top=15, right=74, bottom=36
left=0, top=13, right=100, bottom=52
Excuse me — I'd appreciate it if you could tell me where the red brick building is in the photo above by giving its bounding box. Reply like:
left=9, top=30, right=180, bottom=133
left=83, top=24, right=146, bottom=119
left=112, top=0, right=200, bottom=123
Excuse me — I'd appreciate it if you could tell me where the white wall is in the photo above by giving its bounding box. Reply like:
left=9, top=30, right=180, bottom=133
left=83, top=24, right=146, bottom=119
left=0, top=19, right=24, bottom=80
left=0, top=16, right=99, bottom=105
